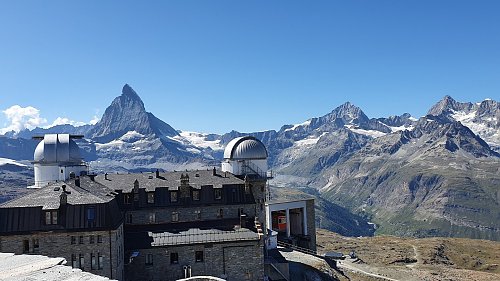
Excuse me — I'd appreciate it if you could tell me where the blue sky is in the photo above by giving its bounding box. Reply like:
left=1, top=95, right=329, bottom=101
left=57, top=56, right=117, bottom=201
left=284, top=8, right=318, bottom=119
left=0, top=1, right=499, bottom=134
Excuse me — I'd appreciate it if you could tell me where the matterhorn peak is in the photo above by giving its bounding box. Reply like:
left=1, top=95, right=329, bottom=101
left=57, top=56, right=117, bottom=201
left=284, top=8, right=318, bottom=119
left=119, top=84, right=145, bottom=108
left=89, top=84, right=177, bottom=143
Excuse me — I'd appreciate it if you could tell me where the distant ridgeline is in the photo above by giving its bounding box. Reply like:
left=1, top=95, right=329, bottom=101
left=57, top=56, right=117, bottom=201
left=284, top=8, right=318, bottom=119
left=1, top=84, right=499, bottom=241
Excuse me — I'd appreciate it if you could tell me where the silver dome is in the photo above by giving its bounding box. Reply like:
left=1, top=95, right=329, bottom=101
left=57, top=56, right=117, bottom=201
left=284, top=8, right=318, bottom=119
left=34, top=134, right=82, bottom=163
left=223, top=136, right=268, bottom=160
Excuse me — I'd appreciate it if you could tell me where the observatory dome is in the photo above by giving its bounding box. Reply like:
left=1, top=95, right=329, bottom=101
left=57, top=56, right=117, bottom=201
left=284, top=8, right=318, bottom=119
left=34, top=134, right=82, bottom=163
left=223, top=136, right=268, bottom=160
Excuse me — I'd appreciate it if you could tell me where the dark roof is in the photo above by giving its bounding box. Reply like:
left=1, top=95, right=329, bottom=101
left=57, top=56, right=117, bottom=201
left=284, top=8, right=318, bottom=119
left=94, top=169, right=244, bottom=192
left=0, top=176, right=116, bottom=210
left=150, top=227, right=260, bottom=246
left=124, top=218, right=258, bottom=250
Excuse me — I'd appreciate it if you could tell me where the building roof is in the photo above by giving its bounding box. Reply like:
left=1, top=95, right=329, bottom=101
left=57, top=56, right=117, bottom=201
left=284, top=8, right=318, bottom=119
left=94, top=169, right=245, bottom=192
left=0, top=252, right=113, bottom=280
left=150, top=227, right=260, bottom=247
left=33, top=134, right=83, bottom=164
left=223, top=136, right=268, bottom=160
left=0, top=177, right=115, bottom=210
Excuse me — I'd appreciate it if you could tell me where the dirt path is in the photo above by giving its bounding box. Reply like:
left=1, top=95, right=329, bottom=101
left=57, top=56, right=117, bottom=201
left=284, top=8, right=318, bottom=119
left=338, top=259, right=402, bottom=281
left=406, top=244, right=420, bottom=269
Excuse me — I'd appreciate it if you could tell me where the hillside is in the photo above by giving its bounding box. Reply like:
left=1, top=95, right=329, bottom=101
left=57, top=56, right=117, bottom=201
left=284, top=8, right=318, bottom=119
left=316, top=229, right=500, bottom=281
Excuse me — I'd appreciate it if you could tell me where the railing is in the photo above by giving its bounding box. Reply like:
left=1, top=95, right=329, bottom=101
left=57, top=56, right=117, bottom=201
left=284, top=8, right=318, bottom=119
left=242, top=161, right=269, bottom=179
left=277, top=240, right=318, bottom=256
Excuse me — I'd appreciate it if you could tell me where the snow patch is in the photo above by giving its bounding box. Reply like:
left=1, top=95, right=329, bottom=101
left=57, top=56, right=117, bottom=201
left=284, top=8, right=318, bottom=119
left=389, top=125, right=414, bottom=132
left=0, top=157, right=27, bottom=167
left=294, top=132, right=327, bottom=146
left=173, top=131, right=223, bottom=150
left=285, top=120, right=311, bottom=132
left=451, top=109, right=477, bottom=122
left=345, top=125, right=386, bottom=138
left=95, top=131, right=154, bottom=152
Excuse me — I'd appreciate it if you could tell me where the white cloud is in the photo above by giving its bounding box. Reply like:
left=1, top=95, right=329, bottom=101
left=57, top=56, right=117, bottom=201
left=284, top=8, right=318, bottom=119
left=45, top=117, right=87, bottom=128
left=0, top=105, right=47, bottom=134
left=89, top=115, right=100, bottom=125
left=1, top=105, right=99, bottom=135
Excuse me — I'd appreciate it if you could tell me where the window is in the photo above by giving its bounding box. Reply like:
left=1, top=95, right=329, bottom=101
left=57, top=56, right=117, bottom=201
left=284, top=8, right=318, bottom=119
left=217, top=208, right=224, bottom=219
left=98, top=253, right=104, bottom=269
left=79, top=254, right=85, bottom=269
left=278, top=216, right=286, bottom=224
left=33, top=238, right=39, bottom=251
left=170, top=252, right=179, bottom=264
left=192, top=190, right=200, bottom=201
left=124, top=193, right=132, bottom=204
left=149, top=212, right=156, bottom=223
left=91, top=253, right=97, bottom=270
left=71, top=254, right=78, bottom=268
left=170, top=191, right=178, bottom=203
left=146, top=254, right=153, bottom=265
left=194, top=210, right=201, bottom=220
left=45, top=210, right=58, bottom=225
left=87, top=207, right=95, bottom=220
left=214, top=189, right=222, bottom=200
left=147, top=192, right=155, bottom=204
left=89, top=235, right=95, bottom=244
left=195, top=251, right=204, bottom=262
left=23, top=239, right=29, bottom=253
left=79, top=235, right=84, bottom=244
left=71, top=236, right=76, bottom=244
left=171, top=212, right=179, bottom=222
left=97, top=235, right=103, bottom=243
left=126, top=213, right=133, bottom=224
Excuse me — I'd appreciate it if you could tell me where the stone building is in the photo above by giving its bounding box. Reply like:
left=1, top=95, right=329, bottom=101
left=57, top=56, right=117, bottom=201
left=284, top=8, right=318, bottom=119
left=95, top=169, right=265, bottom=280
left=0, top=134, right=275, bottom=281
left=0, top=176, right=125, bottom=280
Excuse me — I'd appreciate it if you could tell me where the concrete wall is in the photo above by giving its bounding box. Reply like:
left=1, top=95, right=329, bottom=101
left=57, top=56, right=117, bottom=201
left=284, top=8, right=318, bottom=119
left=0, top=223, right=124, bottom=280
left=306, top=199, right=316, bottom=252
left=125, top=241, right=264, bottom=281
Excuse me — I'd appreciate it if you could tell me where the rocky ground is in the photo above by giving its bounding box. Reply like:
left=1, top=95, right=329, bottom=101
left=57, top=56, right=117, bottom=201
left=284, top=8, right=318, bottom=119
left=316, top=229, right=500, bottom=281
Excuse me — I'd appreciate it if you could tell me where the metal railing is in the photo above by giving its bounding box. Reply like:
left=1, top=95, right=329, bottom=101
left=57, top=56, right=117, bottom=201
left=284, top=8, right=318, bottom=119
left=277, top=240, right=318, bottom=256
left=242, top=161, right=269, bottom=179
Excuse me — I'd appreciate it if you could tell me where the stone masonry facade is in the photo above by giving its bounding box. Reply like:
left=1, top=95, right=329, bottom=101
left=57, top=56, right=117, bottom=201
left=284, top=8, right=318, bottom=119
left=125, top=240, right=264, bottom=281
left=0, top=223, right=125, bottom=280
left=125, top=204, right=257, bottom=226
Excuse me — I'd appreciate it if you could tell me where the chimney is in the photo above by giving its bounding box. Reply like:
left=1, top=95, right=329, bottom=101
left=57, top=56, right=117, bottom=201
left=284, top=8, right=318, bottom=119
left=60, top=185, right=67, bottom=205
left=155, top=169, right=160, bottom=178
left=75, top=177, right=80, bottom=187
left=89, top=174, right=96, bottom=181
left=105, top=173, right=108, bottom=180
left=212, top=167, right=216, bottom=176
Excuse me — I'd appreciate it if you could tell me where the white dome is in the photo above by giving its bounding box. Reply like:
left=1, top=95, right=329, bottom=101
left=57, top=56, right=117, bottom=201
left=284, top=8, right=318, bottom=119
left=34, top=134, right=82, bottom=163
left=223, top=136, right=268, bottom=160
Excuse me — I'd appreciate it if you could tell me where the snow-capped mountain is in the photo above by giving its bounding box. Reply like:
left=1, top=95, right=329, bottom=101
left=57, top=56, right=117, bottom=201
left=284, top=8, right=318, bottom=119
left=1, top=85, right=499, bottom=240
left=428, top=95, right=500, bottom=152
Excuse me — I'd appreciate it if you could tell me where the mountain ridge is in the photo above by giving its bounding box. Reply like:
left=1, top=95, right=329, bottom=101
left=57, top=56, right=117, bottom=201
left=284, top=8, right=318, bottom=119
left=1, top=86, right=499, bottom=241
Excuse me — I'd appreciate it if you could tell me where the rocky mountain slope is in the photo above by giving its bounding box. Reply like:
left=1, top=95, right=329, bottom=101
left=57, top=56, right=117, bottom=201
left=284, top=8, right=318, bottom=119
left=1, top=85, right=498, bottom=241
left=428, top=95, right=499, bottom=152
left=320, top=115, right=500, bottom=240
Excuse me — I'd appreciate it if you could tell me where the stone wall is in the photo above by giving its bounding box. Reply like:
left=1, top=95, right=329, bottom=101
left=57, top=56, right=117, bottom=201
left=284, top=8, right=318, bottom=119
left=0, top=223, right=124, bottom=280
left=125, top=204, right=257, bottom=226
left=250, top=180, right=267, bottom=229
left=125, top=240, right=264, bottom=281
